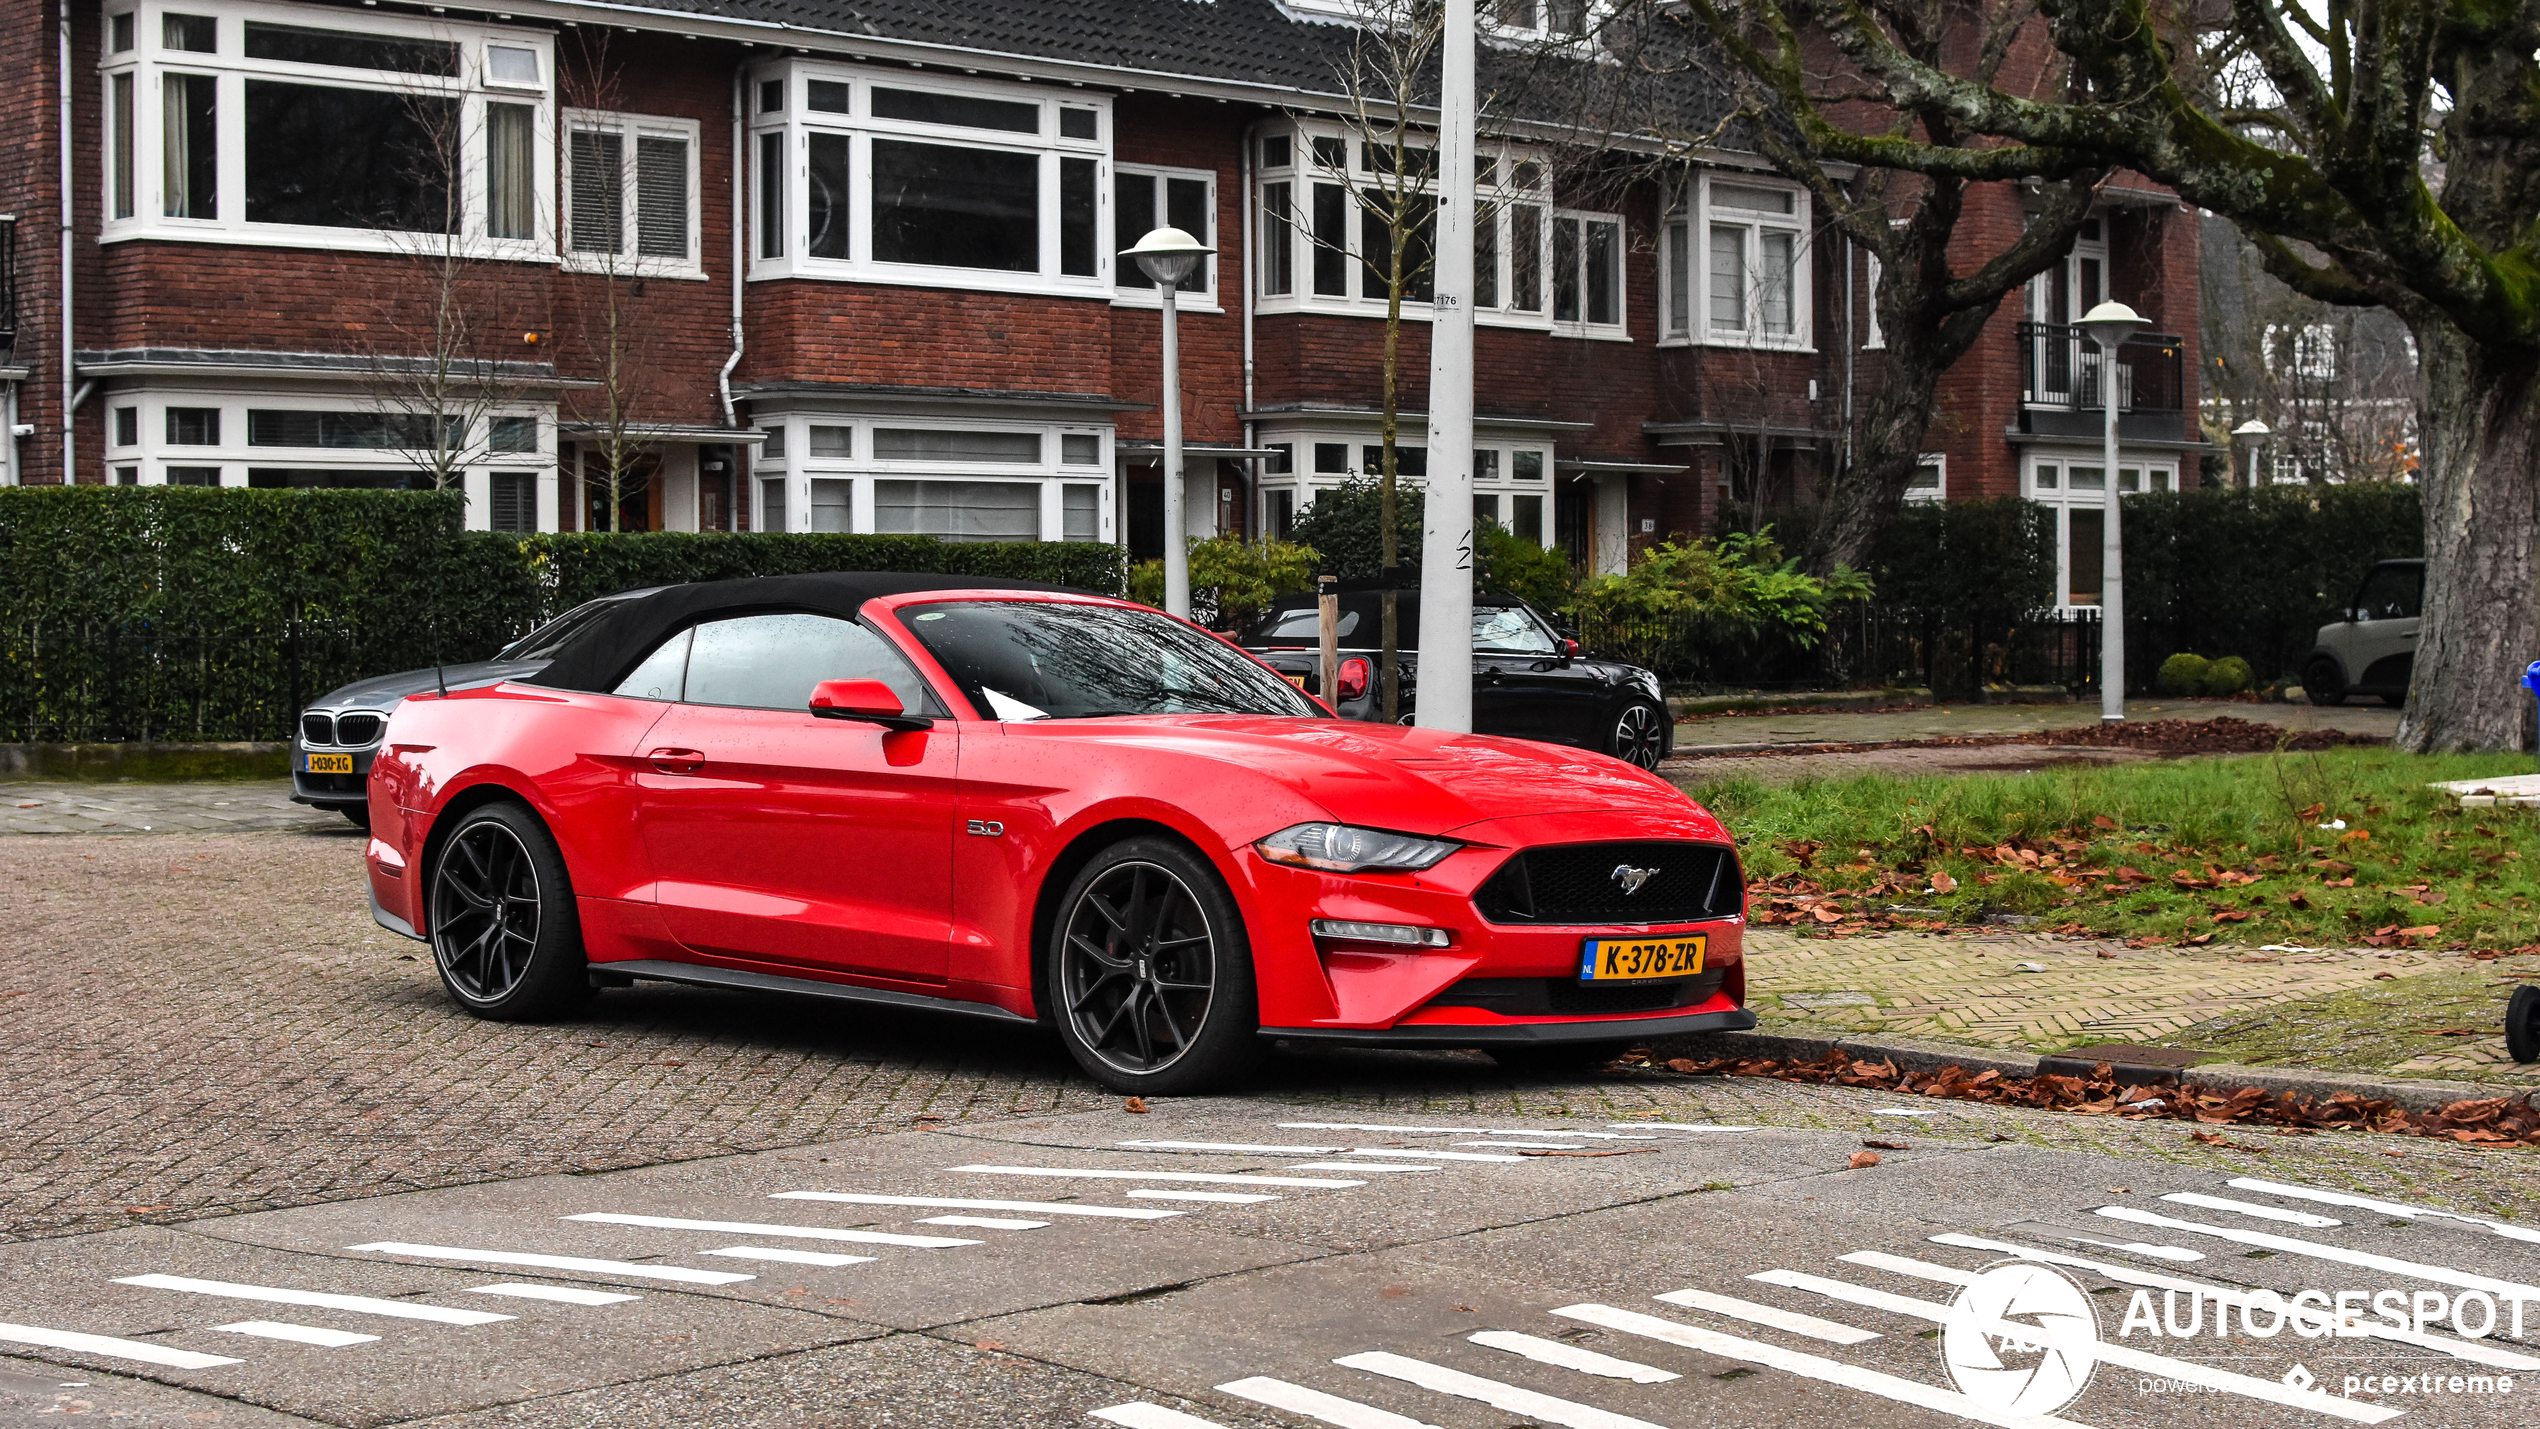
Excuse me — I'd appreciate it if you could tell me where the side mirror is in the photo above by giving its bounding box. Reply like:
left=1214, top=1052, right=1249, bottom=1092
left=809, top=679, right=932, bottom=731
left=1561, top=638, right=1582, bottom=659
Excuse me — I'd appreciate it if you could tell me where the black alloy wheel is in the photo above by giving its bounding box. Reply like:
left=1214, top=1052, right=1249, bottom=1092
left=1051, top=838, right=1260, bottom=1094
left=428, top=802, right=589, bottom=1020
left=2304, top=657, right=2348, bottom=707
left=1610, top=700, right=1669, bottom=770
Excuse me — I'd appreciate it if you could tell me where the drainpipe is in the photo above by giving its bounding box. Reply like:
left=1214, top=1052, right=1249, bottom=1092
left=5, top=382, right=20, bottom=485
left=1841, top=232, right=1854, bottom=479
left=1239, top=118, right=1258, bottom=538
left=717, top=64, right=746, bottom=429
left=60, top=1, right=77, bottom=484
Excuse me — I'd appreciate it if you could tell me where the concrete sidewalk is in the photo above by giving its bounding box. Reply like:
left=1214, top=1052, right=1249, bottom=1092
left=1674, top=696, right=2399, bottom=751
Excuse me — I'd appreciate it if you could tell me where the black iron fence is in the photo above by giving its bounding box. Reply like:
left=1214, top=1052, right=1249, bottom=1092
left=1570, top=604, right=2101, bottom=699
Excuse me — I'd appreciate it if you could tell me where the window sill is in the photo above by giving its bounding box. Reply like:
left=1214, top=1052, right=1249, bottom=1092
left=1690, top=335, right=1819, bottom=355
left=1552, top=324, right=1633, bottom=344
left=747, top=261, right=1115, bottom=300
left=562, top=255, right=710, bottom=282
left=1110, top=294, right=1226, bottom=316
left=100, top=223, right=558, bottom=264
left=1255, top=299, right=1558, bottom=331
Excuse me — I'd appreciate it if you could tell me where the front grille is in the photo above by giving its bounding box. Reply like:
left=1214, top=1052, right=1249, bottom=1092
left=300, top=771, right=363, bottom=794
left=1474, top=840, right=1741, bottom=925
left=1429, top=970, right=1724, bottom=1017
left=335, top=713, right=384, bottom=745
left=301, top=713, right=335, bottom=746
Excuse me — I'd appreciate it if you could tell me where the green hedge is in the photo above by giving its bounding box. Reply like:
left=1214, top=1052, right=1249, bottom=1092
left=0, top=487, right=1122, bottom=742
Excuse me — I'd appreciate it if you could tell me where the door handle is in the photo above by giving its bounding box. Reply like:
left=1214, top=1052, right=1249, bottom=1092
left=646, top=747, right=705, bottom=774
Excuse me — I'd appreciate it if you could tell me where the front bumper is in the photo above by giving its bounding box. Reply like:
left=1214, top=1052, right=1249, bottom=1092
left=1262, top=1005, right=1755, bottom=1048
left=288, top=739, right=380, bottom=808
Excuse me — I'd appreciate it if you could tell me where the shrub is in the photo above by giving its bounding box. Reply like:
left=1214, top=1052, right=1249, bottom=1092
left=1477, top=521, right=1575, bottom=606
left=1286, top=477, right=1426, bottom=582
left=2156, top=653, right=2212, bottom=695
left=1867, top=497, right=2056, bottom=620
left=1127, top=537, right=1319, bottom=627
left=2202, top=655, right=2254, bottom=696
left=1575, top=528, right=1872, bottom=651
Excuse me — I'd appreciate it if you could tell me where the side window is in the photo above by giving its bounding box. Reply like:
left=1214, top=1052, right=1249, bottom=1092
left=679, top=612, right=937, bottom=713
left=2354, top=567, right=2422, bottom=621
left=612, top=628, right=692, bottom=701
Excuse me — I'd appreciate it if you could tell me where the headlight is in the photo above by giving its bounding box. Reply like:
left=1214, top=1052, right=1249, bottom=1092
left=1255, top=823, right=1460, bottom=874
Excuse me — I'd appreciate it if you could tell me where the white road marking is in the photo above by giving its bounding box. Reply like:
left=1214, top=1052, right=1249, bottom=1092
left=212, top=1321, right=378, bottom=1348
left=1281, top=1122, right=1653, bottom=1140
left=1455, top=1140, right=1582, bottom=1150
left=1338, top=1350, right=1665, bottom=1429
left=702, top=1246, right=874, bottom=1268
left=920, top=1216, right=1048, bottom=1230
left=950, top=1165, right=1363, bottom=1189
left=2065, top=1236, right=2203, bottom=1262
left=773, top=1192, right=1182, bottom=1220
left=2159, top=1191, right=2341, bottom=1228
left=2094, top=1204, right=2540, bottom=1304
left=1837, top=1251, right=1977, bottom=1286
left=114, top=1274, right=514, bottom=1325
left=1551, top=1303, right=2094, bottom=1429
left=2226, top=1176, right=2540, bottom=1245
left=1216, top=1375, right=1440, bottom=1429
left=564, top=1212, right=979, bottom=1249
left=1751, top=1267, right=2400, bottom=1424
left=1288, top=1163, right=1440, bottom=1174
left=1933, top=1233, right=2540, bottom=1373
left=1090, top=1405, right=1232, bottom=1429
left=1467, top=1329, right=1679, bottom=1382
left=347, top=1242, right=753, bottom=1286
left=1124, top=1141, right=1523, bottom=1164
left=1654, top=1287, right=1881, bottom=1344
left=1126, top=1190, right=1279, bottom=1204
left=0, top=1322, right=243, bottom=1370
left=1604, top=1122, right=1755, bottom=1133
left=1870, top=1109, right=1941, bottom=1117
left=461, top=1283, right=639, bottom=1305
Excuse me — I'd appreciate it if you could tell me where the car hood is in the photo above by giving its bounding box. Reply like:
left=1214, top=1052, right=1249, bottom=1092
left=1004, top=714, right=1708, bottom=838
left=307, top=659, right=549, bottom=712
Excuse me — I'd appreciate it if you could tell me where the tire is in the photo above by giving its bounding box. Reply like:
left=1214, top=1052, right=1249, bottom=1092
left=2304, top=657, right=2348, bottom=707
left=2380, top=691, right=2408, bottom=709
left=339, top=803, right=372, bottom=830
left=2508, top=985, right=2540, bottom=1065
left=1048, top=837, right=1262, bottom=1095
left=427, top=801, right=590, bottom=1021
left=1486, top=1040, right=1636, bottom=1075
left=1609, top=699, right=1669, bottom=770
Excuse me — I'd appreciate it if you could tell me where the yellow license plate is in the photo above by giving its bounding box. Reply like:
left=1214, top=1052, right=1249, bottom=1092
left=1579, top=934, right=1706, bottom=982
left=306, top=753, right=355, bottom=774
left=1282, top=673, right=1308, bottom=690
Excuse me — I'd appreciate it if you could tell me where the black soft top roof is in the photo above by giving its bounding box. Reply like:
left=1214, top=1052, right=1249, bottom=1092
left=519, top=572, right=1080, bottom=693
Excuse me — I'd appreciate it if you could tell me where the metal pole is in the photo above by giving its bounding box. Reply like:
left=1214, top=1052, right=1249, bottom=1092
left=1160, top=280, right=1189, bottom=618
left=2245, top=439, right=2261, bottom=487
left=2099, top=342, right=2125, bottom=722
left=1414, top=0, right=1477, bottom=731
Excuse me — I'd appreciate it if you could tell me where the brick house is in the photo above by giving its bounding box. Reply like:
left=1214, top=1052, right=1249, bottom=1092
left=0, top=0, right=2200, bottom=608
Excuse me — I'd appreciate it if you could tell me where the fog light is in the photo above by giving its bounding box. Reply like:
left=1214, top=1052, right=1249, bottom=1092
left=1310, top=918, right=1450, bottom=948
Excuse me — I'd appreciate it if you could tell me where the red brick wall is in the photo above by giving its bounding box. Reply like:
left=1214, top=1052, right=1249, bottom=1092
left=6, top=0, right=80, bottom=484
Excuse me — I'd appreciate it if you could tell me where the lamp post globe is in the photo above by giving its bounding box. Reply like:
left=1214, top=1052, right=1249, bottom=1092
left=2232, top=418, right=2271, bottom=487
left=2077, top=300, right=2146, bottom=724
left=1121, top=226, right=1216, bottom=620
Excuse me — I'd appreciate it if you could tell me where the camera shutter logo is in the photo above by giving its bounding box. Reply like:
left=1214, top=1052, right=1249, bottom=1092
left=1942, top=1262, right=2100, bottom=1416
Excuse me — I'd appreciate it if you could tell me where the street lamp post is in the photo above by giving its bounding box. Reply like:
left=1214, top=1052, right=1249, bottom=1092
left=2079, top=300, right=2146, bottom=724
left=1122, top=226, right=1215, bottom=619
left=1414, top=0, right=1478, bottom=732
left=2232, top=418, right=2271, bottom=487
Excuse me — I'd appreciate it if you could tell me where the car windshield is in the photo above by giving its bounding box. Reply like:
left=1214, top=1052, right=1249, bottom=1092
left=498, top=595, right=635, bottom=662
left=1472, top=604, right=1559, bottom=655
left=1244, top=598, right=1555, bottom=656
left=898, top=601, right=1321, bottom=721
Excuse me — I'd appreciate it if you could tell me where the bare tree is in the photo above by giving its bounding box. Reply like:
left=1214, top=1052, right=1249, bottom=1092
left=559, top=33, right=661, bottom=533
left=2203, top=219, right=2419, bottom=486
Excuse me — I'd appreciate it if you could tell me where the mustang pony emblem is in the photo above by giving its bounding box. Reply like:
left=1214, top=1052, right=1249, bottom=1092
left=1610, top=863, right=1657, bottom=895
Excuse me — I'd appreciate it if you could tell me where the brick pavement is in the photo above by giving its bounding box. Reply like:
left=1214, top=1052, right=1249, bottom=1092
left=0, top=780, right=341, bottom=835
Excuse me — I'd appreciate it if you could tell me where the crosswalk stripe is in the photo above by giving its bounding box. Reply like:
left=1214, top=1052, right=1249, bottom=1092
left=1749, top=1268, right=2401, bottom=1424
left=1122, top=1141, right=1522, bottom=1164
left=1456, top=1140, right=1582, bottom=1150
left=1126, top=1190, right=1279, bottom=1204
left=773, top=1192, right=1182, bottom=1220
left=948, top=1165, right=1363, bottom=1189
left=2158, top=1191, right=2341, bottom=1228
left=1932, top=1233, right=2540, bottom=1373
left=1468, top=1329, right=1678, bottom=1383
left=1603, top=1122, right=1754, bottom=1133
left=1550, top=1303, right=2094, bottom=1429
left=461, top=1284, right=640, bottom=1305
left=1089, top=1405, right=1232, bottom=1428
left=347, top=1242, right=752, bottom=1286
left=212, top=1321, right=378, bottom=1348
left=2226, top=1177, right=2540, bottom=1245
left=0, top=1321, right=244, bottom=1370
left=1338, top=1350, right=1665, bottom=1429
left=1653, top=1287, right=1881, bottom=1344
left=921, top=1216, right=1047, bottom=1230
left=2093, top=1204, right=2540, bottom=1304
left=1287, top=1163, right=1439, bottom=1174
left=701, top=1246, right=874, bottom=1267
left=564, top=1212, right=979, bottom=1248
left=1280, top=1122, right=1653, bottom=1140
left=1215, top=1375, right=1440, bottom=1429
left=114, top=1274, right=513, bottom=1326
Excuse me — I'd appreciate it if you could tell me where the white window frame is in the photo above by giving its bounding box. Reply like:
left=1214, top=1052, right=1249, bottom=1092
left=1482, top=0, right=1598, bottom=42
left=748, top=412, right=1113, bottom=542
left=2023, top=451, right=2179, bottom=609
left=747, top=62, right=1112, bottom=299
left=96, top=0, right=555, bottom=259
left=561, top=109, right=704, bottom=279
left=1113, top=163, right=1219, bottom=311
left=1662, top=170, right=1811, bottom=350
left=1862, top=247, right=1883, bottom=350
left=1253, top=422, right=1558, bottom=550
left=2264, top=322, right=2339, bottom=380
left=1903, top=453, right=1943, bottom=501
left=1549, top=207, right=1628, bottom=340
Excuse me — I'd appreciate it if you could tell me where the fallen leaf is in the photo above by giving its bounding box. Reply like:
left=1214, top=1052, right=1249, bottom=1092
left=2299, top=802, right=2326, bottom=819
left=1848, top=1151, right=1882, bottom=1169
left=1930, top=869, right=1958, bottom=894
left=1123, top=1096, right=1150, bottom=1114
left=2373, top=972, right=2397, bottom=979
left=2106, top=1186, right=2132, bottom=1194
left=2287, top=892, right=2313, bottom=911
left=2181, top=933, right=2216, bottom=946
left=1862, top=1139, right=1912, bottom=1151
left=2215, top=910, right=2254, bottom=923
left=2094, top=814, right=2119, bottom=829
left=2382, top=1148, right=2406, bottom=1159
left=2399, top=924, right=2442, bottom=938
left=2189, top=1131, right=2226, bottom=1145
left=2116, top=865, right=2153, bottom=883
left=2419, top=1028, right=2485, bottom=1037
left=1810, top=905, right=1845, bottom=924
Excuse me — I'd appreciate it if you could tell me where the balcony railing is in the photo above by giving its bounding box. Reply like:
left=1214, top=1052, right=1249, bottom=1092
left=2016, top=321, right=2187, bottom=441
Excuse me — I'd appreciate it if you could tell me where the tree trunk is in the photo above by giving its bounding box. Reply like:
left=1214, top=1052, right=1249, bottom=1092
left=1809, top=333, right=1947, bottom=574
left=2395, top=320, right=2540, bottom=753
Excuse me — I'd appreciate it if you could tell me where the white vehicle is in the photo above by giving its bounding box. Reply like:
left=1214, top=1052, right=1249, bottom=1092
left=2302, top=558, right=2419, bottom=707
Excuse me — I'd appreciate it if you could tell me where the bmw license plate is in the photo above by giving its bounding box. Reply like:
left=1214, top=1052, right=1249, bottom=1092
left=305, top=753, right=354, bottom=775
left=1579, top=934, right=1706, bottom=982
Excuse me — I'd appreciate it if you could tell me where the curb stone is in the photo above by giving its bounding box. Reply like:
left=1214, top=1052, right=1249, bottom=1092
left=1641, top=1027, right=2538, bottom=1115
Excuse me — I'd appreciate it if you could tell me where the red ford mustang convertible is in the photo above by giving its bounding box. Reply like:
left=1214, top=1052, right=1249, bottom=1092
left=365, top=574, right=1752, bottom=1093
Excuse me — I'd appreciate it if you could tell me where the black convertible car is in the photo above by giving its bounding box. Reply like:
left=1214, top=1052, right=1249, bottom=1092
left=1238, top=590, right=1673, bottom=769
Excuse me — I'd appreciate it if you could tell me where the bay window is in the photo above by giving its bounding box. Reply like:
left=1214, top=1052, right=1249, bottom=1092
left=750, top=63, right=1111, bottom=295
left=751, top=414, right=1111, bottom=542
left=1662, top=172, right=1810, bottom=347
left=99, top=1, right=554, bottom=253
left=1254, top=424, right=1558, bottom=551
left=566, top=111, right=701, bottom=274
